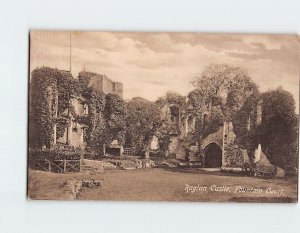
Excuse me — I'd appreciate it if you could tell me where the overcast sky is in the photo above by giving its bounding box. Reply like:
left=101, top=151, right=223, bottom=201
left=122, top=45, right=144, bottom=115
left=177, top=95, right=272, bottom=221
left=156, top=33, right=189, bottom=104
left=30, top=31, right=299, bottom=112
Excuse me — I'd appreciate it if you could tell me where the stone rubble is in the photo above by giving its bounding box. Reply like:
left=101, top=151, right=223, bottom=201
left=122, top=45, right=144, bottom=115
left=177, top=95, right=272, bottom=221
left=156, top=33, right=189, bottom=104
left=61, top=179, right=102, bottom=199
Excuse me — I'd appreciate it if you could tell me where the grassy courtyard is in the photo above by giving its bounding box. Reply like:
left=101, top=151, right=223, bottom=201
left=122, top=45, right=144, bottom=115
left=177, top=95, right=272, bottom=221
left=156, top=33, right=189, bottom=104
left=28, top=168, right=298, bottom=203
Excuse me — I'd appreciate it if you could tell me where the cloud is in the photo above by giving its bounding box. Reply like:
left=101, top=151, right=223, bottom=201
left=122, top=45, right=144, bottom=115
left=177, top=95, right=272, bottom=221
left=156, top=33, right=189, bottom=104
left=30, top=31, right=299, bottom=112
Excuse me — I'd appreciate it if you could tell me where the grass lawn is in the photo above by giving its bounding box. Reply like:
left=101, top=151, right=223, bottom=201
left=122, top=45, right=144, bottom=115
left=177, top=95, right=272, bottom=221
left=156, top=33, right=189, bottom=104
left=28, top=168, right=298, bottom=203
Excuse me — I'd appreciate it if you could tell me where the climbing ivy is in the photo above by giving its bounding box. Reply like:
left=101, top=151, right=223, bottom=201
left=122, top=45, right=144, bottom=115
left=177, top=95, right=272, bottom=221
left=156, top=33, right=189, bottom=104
left=232, top=93, right=261, bottom=161
left=103, top=94, right=127, bottom=145
left=125, top=97, right=161, bottom=155
left=76, top=72, right=126, bottom=155
left=30, top=68, right=126, bottom=155
left=202, top=106, right=225, bottom=138
left=78, top=86, right=106, bottom=154
left=155, top=92, right=186, bottom=157
left=29, top=67, right=76, bottom=149
left=30, top=67, right=58, bottom=148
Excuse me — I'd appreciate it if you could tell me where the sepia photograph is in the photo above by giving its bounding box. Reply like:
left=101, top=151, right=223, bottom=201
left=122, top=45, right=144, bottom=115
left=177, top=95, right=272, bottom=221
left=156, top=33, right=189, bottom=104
left=28, top=31, right=299, bottom=202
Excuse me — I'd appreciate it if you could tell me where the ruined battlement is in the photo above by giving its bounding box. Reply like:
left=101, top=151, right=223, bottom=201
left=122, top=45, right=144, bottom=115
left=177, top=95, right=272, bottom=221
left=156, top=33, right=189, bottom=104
left=81, top=71, right=123, bottom=99
left=112, top=82, right=123, bottom=99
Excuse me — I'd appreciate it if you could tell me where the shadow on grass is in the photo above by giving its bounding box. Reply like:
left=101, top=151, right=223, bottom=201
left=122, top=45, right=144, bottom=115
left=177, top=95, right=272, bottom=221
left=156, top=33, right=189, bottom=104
left=159, top=167, right=249, bottom=177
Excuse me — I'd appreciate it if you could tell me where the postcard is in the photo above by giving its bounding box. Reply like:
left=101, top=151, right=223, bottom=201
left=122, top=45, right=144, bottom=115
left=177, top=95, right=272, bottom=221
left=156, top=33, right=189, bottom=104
left=28, top=31, right=299, bottom=202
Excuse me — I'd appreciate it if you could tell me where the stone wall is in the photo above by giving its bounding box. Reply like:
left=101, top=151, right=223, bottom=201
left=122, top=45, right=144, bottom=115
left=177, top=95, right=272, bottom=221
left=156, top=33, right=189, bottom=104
left=113, top=82, right=123, bottom=99
left=55, top=73, right=123, bottom=148
left=168, top=136, right=178, bottom=156
left=88, top=75, right=123, bottom=98
left=201, top=126, right=224, bottom=151
left=56, top=120, right=86, bottom=148
left=222, top=121, right=246, bottom=168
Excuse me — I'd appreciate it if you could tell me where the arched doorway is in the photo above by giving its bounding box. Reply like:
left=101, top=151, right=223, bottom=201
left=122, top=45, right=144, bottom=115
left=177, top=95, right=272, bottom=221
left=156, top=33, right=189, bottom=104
left=203, top=143, right=222, bottom=168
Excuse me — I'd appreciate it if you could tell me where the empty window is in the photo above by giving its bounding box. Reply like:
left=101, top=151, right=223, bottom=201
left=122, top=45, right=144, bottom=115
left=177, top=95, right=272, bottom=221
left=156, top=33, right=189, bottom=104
left=203, top=113, right=208, bottom=125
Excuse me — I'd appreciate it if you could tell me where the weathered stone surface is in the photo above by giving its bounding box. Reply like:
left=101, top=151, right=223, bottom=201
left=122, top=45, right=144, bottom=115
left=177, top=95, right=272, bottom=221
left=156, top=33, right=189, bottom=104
left=134, top=159, right=143, bottom=169
left=257, top=151, right=273, bottom=166
left=81, top=179, right=102, bottom=188
left=275, top=166, right=285, bottom=178
left=142, top=159, right=155, bottom=168
left=82, top=159, right=105, bottom=173
left=121, top=160, right=137, bottom=170
left=61, top=178, right=102, bottom=199
left=242, top=149, right=250, bottom=164
left=61, top=179, right=83, bottom=199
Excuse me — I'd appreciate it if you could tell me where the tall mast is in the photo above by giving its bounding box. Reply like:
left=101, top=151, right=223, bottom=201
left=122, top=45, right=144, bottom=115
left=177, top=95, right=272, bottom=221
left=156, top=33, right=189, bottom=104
left=66, top=31, right=72, bottom=145
left=69, top=31, right=72, bottom=73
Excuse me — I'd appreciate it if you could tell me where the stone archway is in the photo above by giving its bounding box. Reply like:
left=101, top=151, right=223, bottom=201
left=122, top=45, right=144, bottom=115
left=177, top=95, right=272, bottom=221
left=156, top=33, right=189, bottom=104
left=203, top=142, right=222, bottom=168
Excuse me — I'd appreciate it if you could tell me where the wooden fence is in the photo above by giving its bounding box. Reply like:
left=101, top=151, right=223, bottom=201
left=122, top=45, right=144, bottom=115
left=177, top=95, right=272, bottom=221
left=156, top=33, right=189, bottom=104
left=31, top=158, right=81, bottom=173
left=123, top=147, right=136, bottom=156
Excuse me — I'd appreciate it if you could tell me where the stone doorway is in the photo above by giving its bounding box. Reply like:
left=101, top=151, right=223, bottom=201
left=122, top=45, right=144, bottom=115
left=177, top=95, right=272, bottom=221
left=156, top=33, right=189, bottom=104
left=203, top=143, right=222, bottom=168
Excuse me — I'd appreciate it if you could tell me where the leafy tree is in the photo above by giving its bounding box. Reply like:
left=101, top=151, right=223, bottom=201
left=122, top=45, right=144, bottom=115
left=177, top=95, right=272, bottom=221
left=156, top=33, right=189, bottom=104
left=156, top=91, right=186, bottom=108
left=125, top=97, right=161, bottom=155
left=104, top=94, right=127, bottom=146
left=225, top=67, right=258, bottom=118
left=260, top=88, right=298, bottom=169
left=189, top=64, right=259, bottom=137
left=233, top=87, right=298, bottom=170
left=192, top=64, right=231, bottom=98
left=191, top=64, right=258, bottom=117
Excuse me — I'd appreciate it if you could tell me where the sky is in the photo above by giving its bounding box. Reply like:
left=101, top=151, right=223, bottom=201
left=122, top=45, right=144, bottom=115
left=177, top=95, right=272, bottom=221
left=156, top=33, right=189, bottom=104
left=30, top=31, right=300, bottom=112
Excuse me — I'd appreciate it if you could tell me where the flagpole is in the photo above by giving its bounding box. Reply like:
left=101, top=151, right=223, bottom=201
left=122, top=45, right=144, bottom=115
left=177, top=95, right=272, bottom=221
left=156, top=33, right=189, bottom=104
left=69, top=31, right=72, bottom=73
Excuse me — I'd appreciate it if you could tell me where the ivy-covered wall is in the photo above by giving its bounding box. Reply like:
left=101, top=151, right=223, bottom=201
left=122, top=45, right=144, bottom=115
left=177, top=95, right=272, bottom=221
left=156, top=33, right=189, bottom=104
left=29, top=67, right=126, bottom=155
left=29, top=67, right=60, bottom=148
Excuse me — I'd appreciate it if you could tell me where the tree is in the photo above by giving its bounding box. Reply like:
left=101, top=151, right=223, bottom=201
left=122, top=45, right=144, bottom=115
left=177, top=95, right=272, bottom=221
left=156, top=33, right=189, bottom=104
left=233, top=87, right=298, bottom=170
left=192, top=64, right=231, bottom=98
left=225, top=67, right=258, bottom=118
left=189, top=64, right=258, bottom=142
left=260, top=88, right=298, bottom=169
left=156, top=91, right=186, bottom=108
left=191, top=64, right=258, bottom=118
left=104, top=94, right=127, bottom=146
left=125, top=97, right=161, bottom=155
